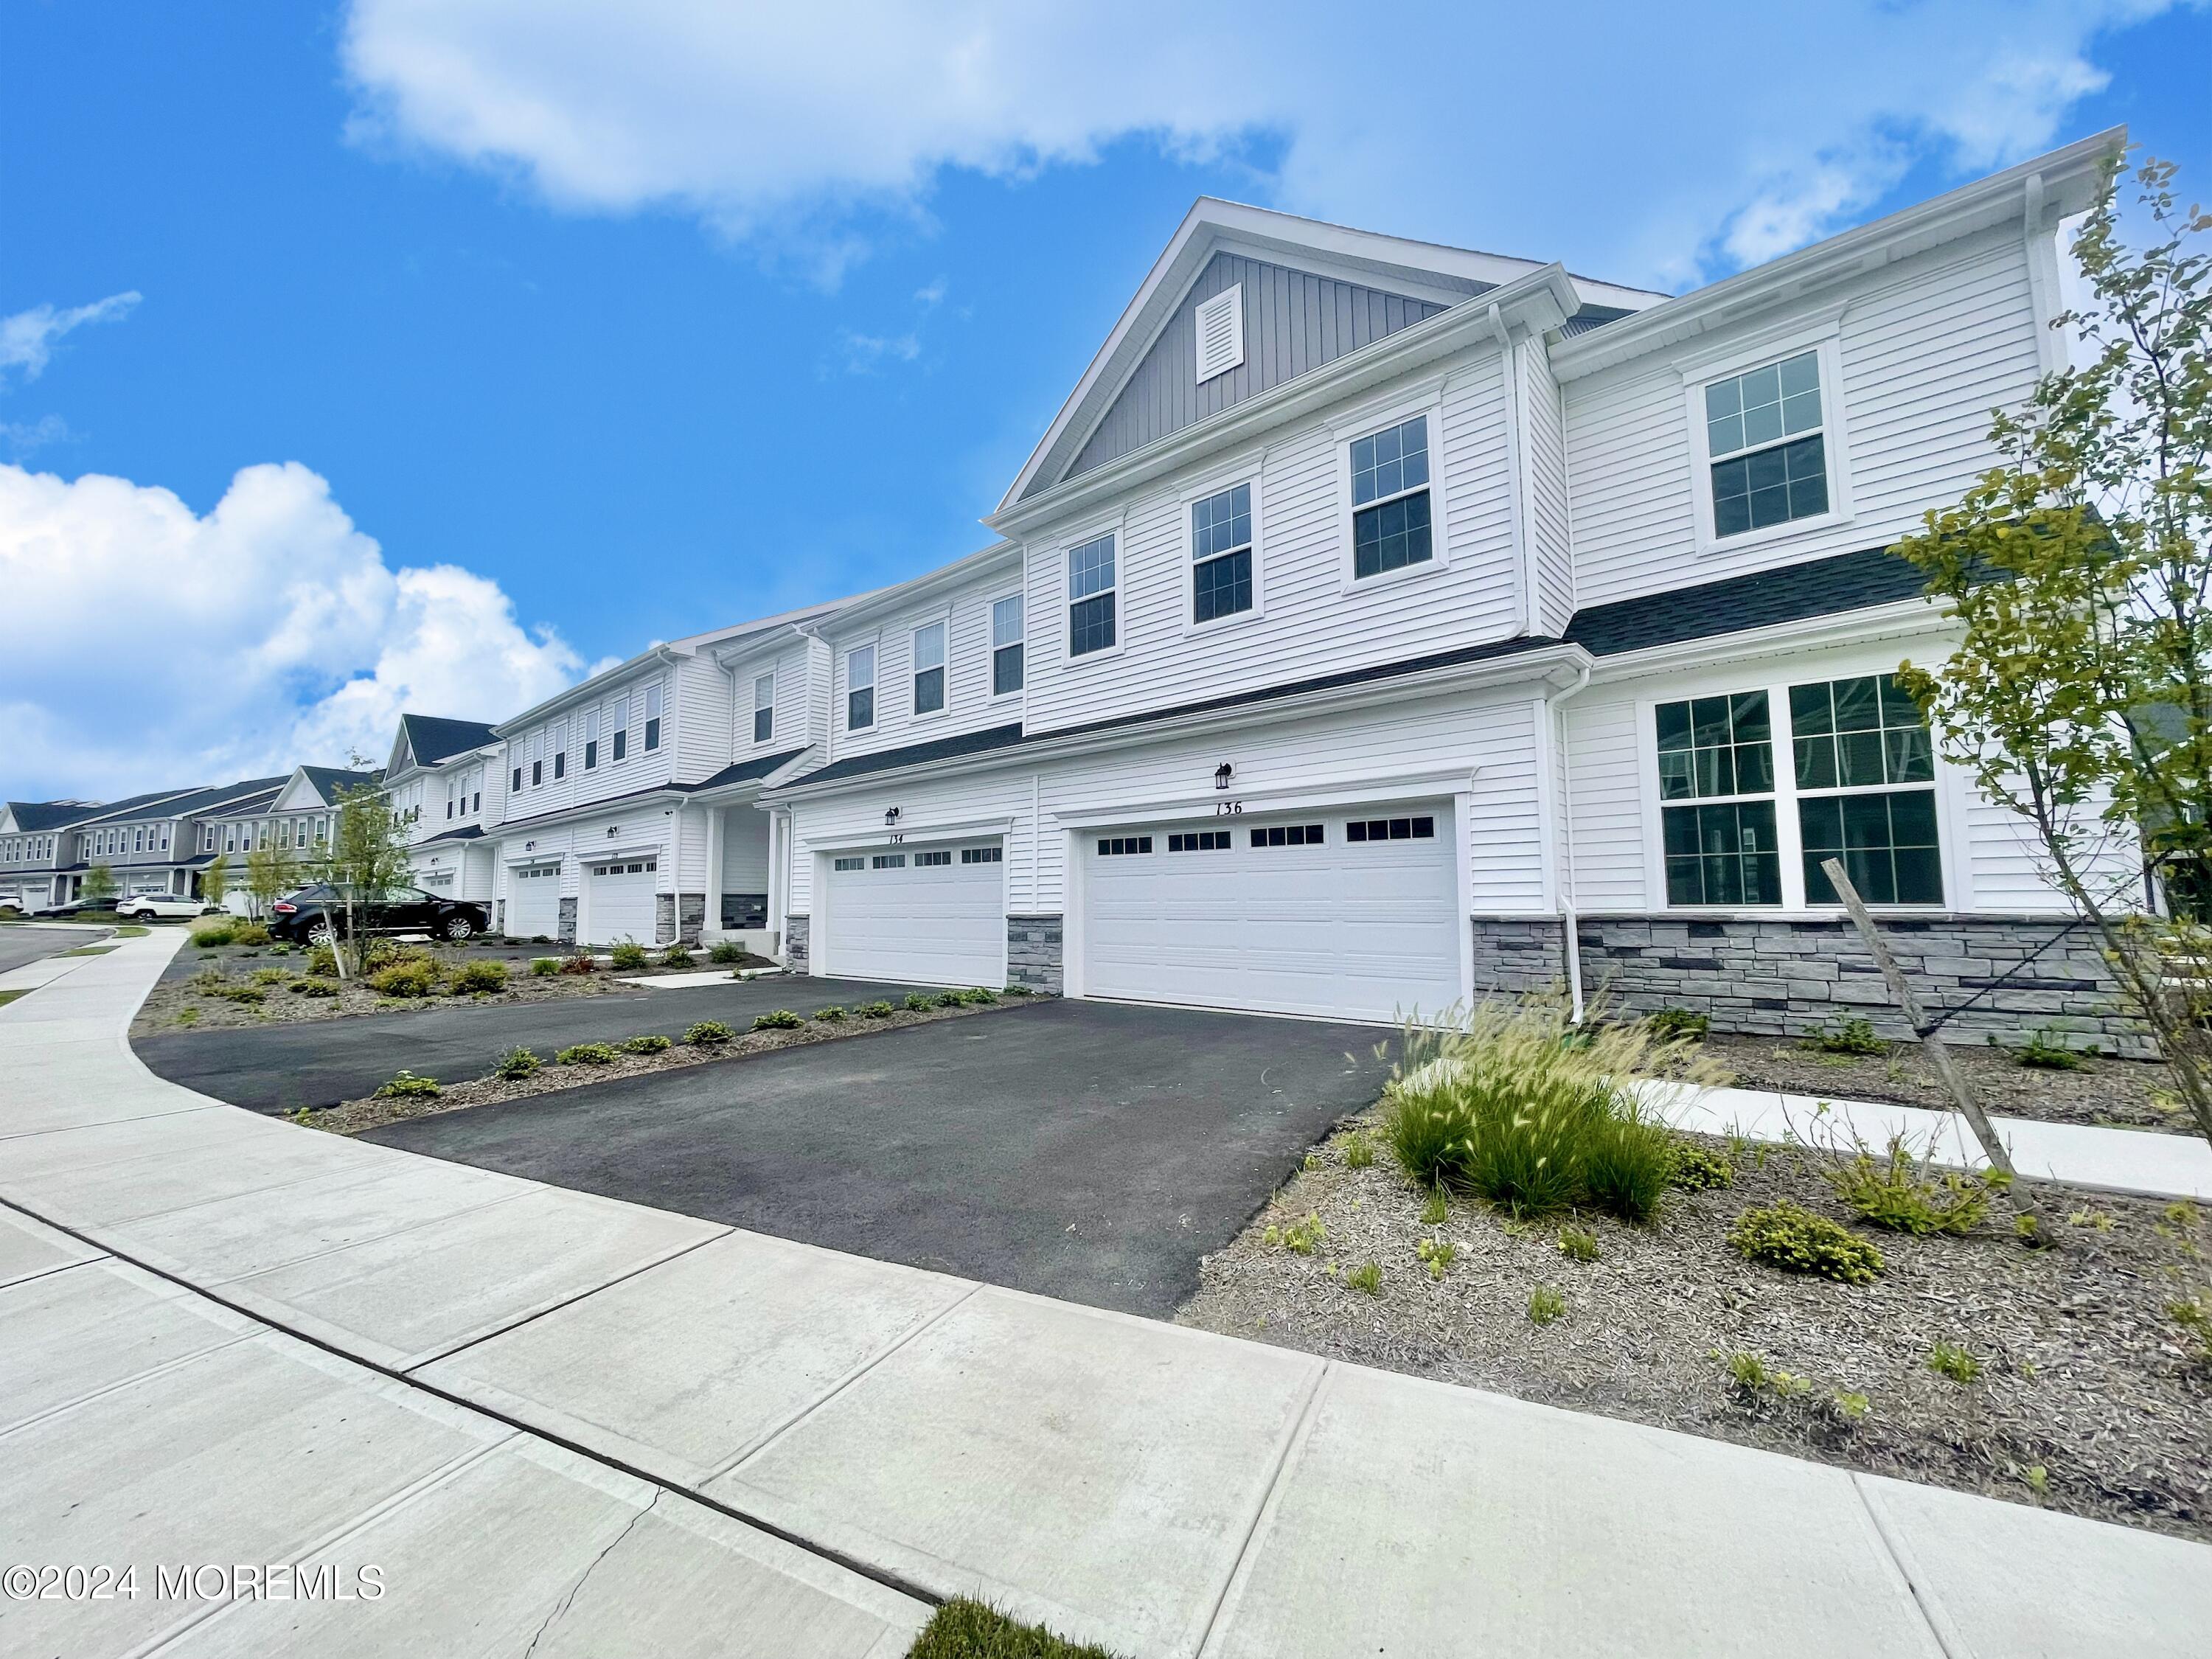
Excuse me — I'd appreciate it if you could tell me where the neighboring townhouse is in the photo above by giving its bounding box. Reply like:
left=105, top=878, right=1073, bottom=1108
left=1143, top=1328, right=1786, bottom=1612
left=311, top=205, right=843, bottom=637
left=59, top=776, right=288, bottom=905
left=380, top=714, right=503, bottom=902
left=187, top=764, right=383, bottom=912
left=753, top=129, right=2132, bottom=1048
left=487, top=600, right=855, bottom=947
left=1, top=798, right=114, bottom=908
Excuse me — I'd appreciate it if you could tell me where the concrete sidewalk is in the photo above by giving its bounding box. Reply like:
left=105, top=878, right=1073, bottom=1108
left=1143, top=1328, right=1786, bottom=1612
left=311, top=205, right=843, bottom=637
left=5, top=931, right=2208, bottom=1658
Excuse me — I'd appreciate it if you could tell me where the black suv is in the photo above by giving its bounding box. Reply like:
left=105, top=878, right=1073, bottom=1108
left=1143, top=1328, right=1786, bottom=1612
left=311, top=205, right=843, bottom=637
left=269, top=883, right=490, bottom=945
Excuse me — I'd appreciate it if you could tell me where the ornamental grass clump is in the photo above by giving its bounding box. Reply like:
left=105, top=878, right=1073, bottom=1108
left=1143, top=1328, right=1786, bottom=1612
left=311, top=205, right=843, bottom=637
left=1380, top=995, right=1718, bottom=1222
left=1822, top=1131, right=1992, bottom=1237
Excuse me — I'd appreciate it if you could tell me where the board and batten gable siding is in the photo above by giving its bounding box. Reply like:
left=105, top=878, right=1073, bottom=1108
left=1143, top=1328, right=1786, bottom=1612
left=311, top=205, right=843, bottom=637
left=1021, top=343, right=1521, bottom=740
left=1057, top=252, right=1455, bottom=488
left=1565, top=224, right=2042, bottom=609
left=824, top=571, right=1024, bottom=763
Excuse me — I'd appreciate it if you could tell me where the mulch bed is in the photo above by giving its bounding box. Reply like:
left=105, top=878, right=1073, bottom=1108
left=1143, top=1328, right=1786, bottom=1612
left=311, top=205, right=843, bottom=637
left=1700, top=1031, right=2188, bottom=1134
left=132, top=942, right=777, bottom=1035
left=1178, top=1113, right=2212, bottom=1543
left=293, top=994, right=1023, bottom=1135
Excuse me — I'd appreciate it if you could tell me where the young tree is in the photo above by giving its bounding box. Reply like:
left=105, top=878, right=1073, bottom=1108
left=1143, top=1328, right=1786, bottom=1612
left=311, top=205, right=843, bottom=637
left=1895, top=150, right=2212, bottom=1147
left=243, top=841, right=299, bottom=920
left=81, top=862, right=116, bottom=911
left=201, top=852, right=230, bottom=911
left=324, top=781, right=412, bottom=975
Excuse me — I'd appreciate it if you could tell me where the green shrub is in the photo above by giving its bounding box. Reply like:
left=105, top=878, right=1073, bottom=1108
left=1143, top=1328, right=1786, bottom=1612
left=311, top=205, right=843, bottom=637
left=1804, top=1015, right=1887, bottom=1056
left=1669, top=1139, right=1736, bottom=1191
left=374, top=1069, right=441, bottom=1099
left=451, top=959, right=509, bottom=994
left=1381, top=996, right=1708, bottom=1222
left=1644, top=1006, right=1710, bottom=1041
left=190, top=921, right=237, bottom=947
left=1003, top=983, right=1036, bottom=996
left=813, top=1004, right=849, bottom=1023
left=266, top=942, right=291, bottom=956
left=902, top=992, right=935, bottom=1012
left=293, top=978, right=340, bottom=998
left=1728, top=1201, right=1885, bottom=1284
left=494, top=1046, right=541, bottom=1080
left=529, top=956, right=561, bottom=976
left=555, top=1042, right=619, bottom=1065
left=619, top=1033, right=672, bottom=1055
left=961, top=986, right=1000, bottom=1005
left=1342, top=1130, right=1375, bottom=1169
left=1264, top=1213, right=1325, bottom=1254
left=1927, top=1342, right=1983, bottom=1384
left=557, top=950, right=598, bottom=975
left=1346, top=1260, right=1382, bottom=1295
left=366, top=961, right=440, bottom=998
left=1719, top=1349, right=1811, bottom=1399
left=174, top=1006, right=200, bottom=1026
left=608, top=939, right=650, bottom=969
left=1822, top=1133, right=1992, bottom=1236
left=305, top=942, right=339, bottom=976
left=684, top=1020, right=735, bottom=1046
left=1527, top=1285, right=1567, bottom=1326
left=2008, top=1027, right=2094, bottom=1070
left=250, top=967, right=288, bottom=984
left=659, top=943, right=694, bottom=969
left=209, top=982, right=267, bottom=1005
left=230, top=922, right=271, bottom=947
left=1557, top=1225, right=1600, bottom=1262
left=752, top=1009, right=804, bottom=1031
left=708, top=939, right=747, bottom=964
left=930, top=990, right=965, bottom=1009
left=860, top=1001, right=896, bottom=1019
left=906, top=1596, right=1120, bottom=1659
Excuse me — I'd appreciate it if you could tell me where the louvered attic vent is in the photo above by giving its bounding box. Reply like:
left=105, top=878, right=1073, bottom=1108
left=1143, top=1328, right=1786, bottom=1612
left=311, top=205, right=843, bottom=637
left=1194, top=283, right=1244, bottom=383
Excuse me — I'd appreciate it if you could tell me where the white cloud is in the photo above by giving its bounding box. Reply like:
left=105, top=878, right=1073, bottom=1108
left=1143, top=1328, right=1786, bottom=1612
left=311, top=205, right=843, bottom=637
left=0, top=293, right=142, bottom=387
left=0, top=460, right=584, bottom=799
left=338, top=1, right=2182, bottom=288
left=0, top=414, right=73, bottom=459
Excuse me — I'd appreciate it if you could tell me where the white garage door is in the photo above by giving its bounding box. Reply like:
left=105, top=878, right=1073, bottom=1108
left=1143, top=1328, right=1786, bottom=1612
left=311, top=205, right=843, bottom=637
left=822, top=841, right=1004, bottom=987
left=584, top=857, right=660, bottom=946
left=507, top=863, right=562, bottom=939
left=1082, top=804, right=1461, bottom=1023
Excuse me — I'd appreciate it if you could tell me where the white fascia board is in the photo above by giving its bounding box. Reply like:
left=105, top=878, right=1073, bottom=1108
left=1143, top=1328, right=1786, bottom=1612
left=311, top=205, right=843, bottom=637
left=763, top=642, right=1590, bottom=804
left=1586, top=599, right=1956, bottom=683
left=493, top=786, right=687, bottom=838
left=990, top=265, right=1579, bottom=541
left=1551, top=128, right=2124, bottom=383
left=494, top=644, right=683, bottom=739
left=799, top=542, right=1024, bottom=645
left=997, top=198, right=1658, bottom=511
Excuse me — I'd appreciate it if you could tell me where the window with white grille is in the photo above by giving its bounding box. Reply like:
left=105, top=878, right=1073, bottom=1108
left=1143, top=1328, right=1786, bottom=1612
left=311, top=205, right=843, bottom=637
left=1194, top=285, right=1243, bottom=383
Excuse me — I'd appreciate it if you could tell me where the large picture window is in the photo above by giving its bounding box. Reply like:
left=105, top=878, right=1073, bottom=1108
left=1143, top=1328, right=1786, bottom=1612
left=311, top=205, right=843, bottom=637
left=1791, top=675, right=1942, bottom=905
left=1704, top=349, right=1829, bottom=538
left=1191, top=483, right=1253, bottom=623
left=1068, top=533, right=1116, bottom=657
left=1350, top=415, right=1432, bottom=580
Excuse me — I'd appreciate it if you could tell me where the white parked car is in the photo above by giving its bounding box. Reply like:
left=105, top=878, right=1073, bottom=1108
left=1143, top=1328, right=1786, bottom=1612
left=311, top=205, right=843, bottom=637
left=114, top=893, right=220, bottom=921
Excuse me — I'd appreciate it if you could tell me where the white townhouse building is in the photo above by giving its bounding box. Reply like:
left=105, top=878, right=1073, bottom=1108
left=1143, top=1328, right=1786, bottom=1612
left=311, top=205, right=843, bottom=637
left=742, top=128, right=2138, bottom=1048
left=483, top=599, right=856, bottom=950
left=62, top=777, right=291, bottom=906
left=378, top=714, right=504, bottom=902
left=1, top=796, right=138, bottom=909
left=190, top=765, right=381, bottom=912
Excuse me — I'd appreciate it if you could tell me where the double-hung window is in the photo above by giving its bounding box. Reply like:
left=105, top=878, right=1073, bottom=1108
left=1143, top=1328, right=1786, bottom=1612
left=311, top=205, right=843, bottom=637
left=1350, top=415, right=1432, bottom=580
left=530, top=733, right=543, bottom=789
left=643, top=684, right=663, bottom=752
left=991, top=595, right=1023, bottom=695
left=1191, top=483, right=1253, bottom=623
left=911, top=622, right=945, bottom=715
left=583, top=709, right=599, bottom=771
left=1657, top=693, right=1781, bottom=905
left=753, top=673, right=775, bottom=744
left=1791, top=676, right=1941, bottom=905
left=551, top=720, right=567, bottom=781
left=1703, top=350, right=1829, bottom=538
left=846, top=646, right=875, bottom=731
left=611, top=695, right=629, bottom=762
left=1067, top=533, right=1116, bottom=657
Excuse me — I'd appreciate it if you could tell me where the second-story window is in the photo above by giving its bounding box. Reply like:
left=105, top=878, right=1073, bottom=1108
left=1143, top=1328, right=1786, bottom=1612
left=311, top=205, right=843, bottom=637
left=611, top=694, right=630, bottom=762
left=753, top=672, right=775, bottom=744
left=584, top=709, right=599, bottom=771
left=992, top=594, right=1023, bottom=695
left=530, top=734, right=543, bottom=788
left=912, top=622, right=945, bottom=715
left=644, top=683, right=663, bottom=751
left=1191, top=483, right=1253, bottom=623
left=1704, top=349, right=1829, bottom=538
left=1350, top=415, right=1432, bottom=580
left=846, top=645, right=875, bottom=731
left=1068, top=533, right=1116, bottom=657
left=552, top=720, right=568, bottom=780
left=512, top=762, right=524, bottom=792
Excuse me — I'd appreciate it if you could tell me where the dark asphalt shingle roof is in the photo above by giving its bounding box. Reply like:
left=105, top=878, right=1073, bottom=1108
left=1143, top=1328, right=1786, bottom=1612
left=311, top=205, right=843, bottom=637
left=414, top=825, right=486, bottom=845
left=785, top=545, right=1938, bottom=793
left=299, top=765, right=382, bottom=799
left=5, top=799, right=113, bottom=832
left=691, top=749, right=809, bottom=791
left=400, top=714, right=501, bottom=768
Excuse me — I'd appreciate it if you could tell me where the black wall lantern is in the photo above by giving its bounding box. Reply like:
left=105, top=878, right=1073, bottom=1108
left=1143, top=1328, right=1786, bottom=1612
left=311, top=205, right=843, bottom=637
left=885, top=807, right=902, bottom=825
left=1213, top=764, right=1234, bottom=790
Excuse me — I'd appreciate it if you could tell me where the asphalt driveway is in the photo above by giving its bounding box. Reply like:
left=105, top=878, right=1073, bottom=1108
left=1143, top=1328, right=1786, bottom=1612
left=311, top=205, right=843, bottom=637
left=133, top=973, right=923, bottom=1110
left=0, top=926, right=112, bottom=976
left=361, top=998, right=1394, bottom=1317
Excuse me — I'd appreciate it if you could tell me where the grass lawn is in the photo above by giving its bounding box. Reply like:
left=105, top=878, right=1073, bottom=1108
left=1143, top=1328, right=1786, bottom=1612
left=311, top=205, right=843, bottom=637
left=905, top=1599, right=1120, bottom=1658
left=59, top=945, right=119, bottom=957
left=0, top=990, right=26, bottom=1009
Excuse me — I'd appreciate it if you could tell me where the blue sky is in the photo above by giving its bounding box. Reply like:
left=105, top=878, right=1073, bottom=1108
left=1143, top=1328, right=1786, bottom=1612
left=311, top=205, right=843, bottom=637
left=3, top=1, right=2208, bottom=799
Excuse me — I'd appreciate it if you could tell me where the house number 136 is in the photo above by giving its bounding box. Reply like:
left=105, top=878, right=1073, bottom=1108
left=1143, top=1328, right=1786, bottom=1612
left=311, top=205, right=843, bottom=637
left=1214, top=800, right=1242, bottom=815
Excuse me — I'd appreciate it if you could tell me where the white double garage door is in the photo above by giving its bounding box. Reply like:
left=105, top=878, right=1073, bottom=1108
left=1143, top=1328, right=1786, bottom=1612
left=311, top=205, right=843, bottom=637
left=507, top=855, right=660, bottom=945
left=821, top=799, right=1461, bottom=1023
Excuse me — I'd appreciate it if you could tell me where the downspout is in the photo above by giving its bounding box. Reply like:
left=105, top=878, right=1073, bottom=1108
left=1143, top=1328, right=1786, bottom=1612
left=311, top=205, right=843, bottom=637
left=1547, top=661, right=1594, bottom=1021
